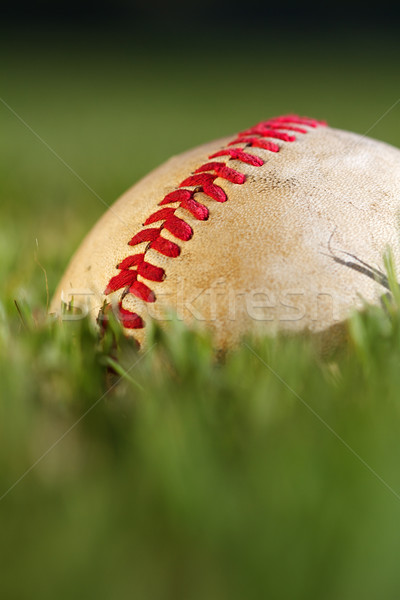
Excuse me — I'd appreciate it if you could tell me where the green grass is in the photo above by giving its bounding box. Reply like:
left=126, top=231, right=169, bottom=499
left=2, top=31, right=400, bottom=599
left=3, top=285, right=400, bottom=599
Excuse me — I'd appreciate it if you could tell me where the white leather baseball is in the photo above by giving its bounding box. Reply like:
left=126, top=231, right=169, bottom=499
left=51, top=115, right=400, bottom=348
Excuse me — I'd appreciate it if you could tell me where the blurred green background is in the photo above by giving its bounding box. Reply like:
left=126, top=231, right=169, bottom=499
left=1, top=5, right=400, bottom=599
left=1, top=21, right=400, bottom=308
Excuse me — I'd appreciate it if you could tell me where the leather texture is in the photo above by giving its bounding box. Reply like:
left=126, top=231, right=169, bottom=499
left=51, top=123, right=400, bottom=348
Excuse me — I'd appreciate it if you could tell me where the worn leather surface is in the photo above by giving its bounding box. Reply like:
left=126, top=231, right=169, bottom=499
left=51, top=125, right=400, bottom=348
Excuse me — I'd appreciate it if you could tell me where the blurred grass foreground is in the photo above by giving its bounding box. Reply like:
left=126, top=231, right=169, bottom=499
left=3, top=284, right=400, bottom=599
left=1, top=28, right=400, bottom=599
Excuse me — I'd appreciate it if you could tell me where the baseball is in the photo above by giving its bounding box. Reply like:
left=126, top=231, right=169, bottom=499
left=51, top=115, right=400, bottom=348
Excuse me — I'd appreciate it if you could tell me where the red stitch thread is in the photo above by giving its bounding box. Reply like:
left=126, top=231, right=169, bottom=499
left=240, top=125, right=296, bottom=142
left=150, top=236, right=181, bottom=257
left=270, top=115, right=325, bottom=128
left=129, top=228, right=160, bottom=246
left=137, top=261, right=165, bottom=281
left=104, top=115, right=326, bottom=332
left=180, top=196, right=209, bottom=220
left=203, top=182, right=227, bottom=203
left=117, top=253, right=144, bottom=269
left=228, top=137, right=280, bottom=152
left=209, top=147, right=264, bottom=166
left=117, top=303, right=144, bottom=329
left=180, top=172, right=218, bottom=187
left=159, top=189, right=192, bottom=205
left=98, top=302, right=144, bottom=331
left=130, top=280, right=156, bottom=303
left=194, top=162, right=246, bottom=184
left=105, top=269, right=138, bottom=294
left=266, top=123, right=308, bottom=134
left=144, top=207, right=176, bottom=225
left=163, top=215, right=193, bottom=241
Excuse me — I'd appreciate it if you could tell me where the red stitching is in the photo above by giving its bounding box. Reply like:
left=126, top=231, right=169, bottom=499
left=194, top=162, right=246, bottom=184
left=130, top=280, right=156, bottom=303
left=99, top=302, right=145, bottom=330
left=159, top=189, right=192, bottom=205
left=180, top=196, right=209, bottom=220
left=209, top=148, right=265, bottom=166
left=163, top=215, right=193, bottom=241
left=150, top=236, right=180, bottom=257
left=117, top=253, right=144, bottom=269
left=129, top=228, right=160, bottom=246
left=117, top=304, right=144, bottom=330
left=104, top=115, right=326, bottom=332
left=137, top=261, right=165, bottom=282
left=270, top=115, right=325, bottom=128
left=239, top=125, right=296, bottom=142
left=105, top=269, right=138, bottom=294
left=227, top=137, right=280, bottom=152
left=144, top=207, right=176, bottom=225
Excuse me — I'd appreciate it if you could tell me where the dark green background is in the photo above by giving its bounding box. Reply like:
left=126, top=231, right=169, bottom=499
left=1, top=23, right=399, bottom=303
left=1, top=11, right=400, bottom=599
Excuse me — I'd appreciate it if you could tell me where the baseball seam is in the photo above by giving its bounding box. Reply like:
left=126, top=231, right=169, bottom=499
left=102, top=115, right=326, bottom=332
